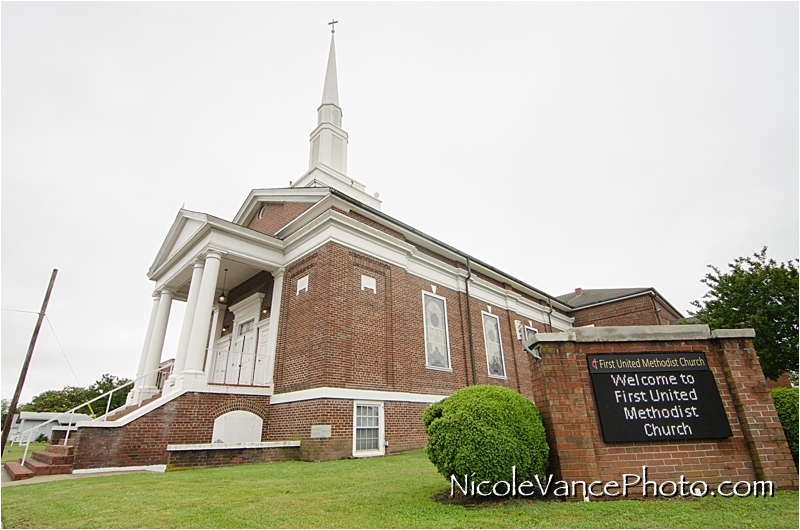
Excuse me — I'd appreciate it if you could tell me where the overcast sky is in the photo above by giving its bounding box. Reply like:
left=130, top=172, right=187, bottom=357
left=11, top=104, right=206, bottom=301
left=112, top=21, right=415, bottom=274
left=2, top=2, right=798, bottom=403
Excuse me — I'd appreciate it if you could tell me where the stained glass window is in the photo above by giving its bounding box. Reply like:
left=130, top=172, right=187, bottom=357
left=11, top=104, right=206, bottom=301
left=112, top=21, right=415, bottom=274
left=482, top=313, right=506, bottom=377
left=423, top=293, right=450, bottom=369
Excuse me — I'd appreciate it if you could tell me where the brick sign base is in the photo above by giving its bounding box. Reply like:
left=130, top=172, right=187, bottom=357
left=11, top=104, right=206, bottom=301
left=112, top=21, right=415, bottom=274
left=527, top=326, right=798, bottom=495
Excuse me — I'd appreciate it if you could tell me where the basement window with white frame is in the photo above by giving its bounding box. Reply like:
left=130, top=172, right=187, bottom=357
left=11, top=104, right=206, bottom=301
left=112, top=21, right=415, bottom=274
left=353, top=402, right=384, bottom=457
left=482, top=312, right=507, bottom=378
left=422, top=292, right=451, bottom=370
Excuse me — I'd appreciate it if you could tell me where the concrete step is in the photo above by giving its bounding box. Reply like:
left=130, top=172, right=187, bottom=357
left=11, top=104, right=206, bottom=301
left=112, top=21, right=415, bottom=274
left=21, top=457, right=72, bottom=476
left=107, top=393, right=162, bottom=421
left=45, top=444, right=74, bottom=456
left=4, top=461, right=34, bottom=481
left=106, top=405, right=137, bottom=421
left=31, top=451, right=73, bottom=465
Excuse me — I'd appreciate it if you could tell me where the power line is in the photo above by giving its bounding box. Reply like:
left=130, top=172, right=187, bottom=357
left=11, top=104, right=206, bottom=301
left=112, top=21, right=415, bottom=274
left=2, top=308, right=82, bottom=387
left=1, top=308, right=40, bottom=315
left=44, top=315, right=82, bottom=387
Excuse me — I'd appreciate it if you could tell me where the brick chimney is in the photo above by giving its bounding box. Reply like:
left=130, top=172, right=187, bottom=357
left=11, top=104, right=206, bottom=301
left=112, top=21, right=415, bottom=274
left=575, top=287, right=583, bottom=295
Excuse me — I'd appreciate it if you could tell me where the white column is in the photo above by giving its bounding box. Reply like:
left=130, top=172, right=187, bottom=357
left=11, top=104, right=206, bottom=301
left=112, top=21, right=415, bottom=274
left=184, top=251, right=223, bottom=378
left=204, top=304, right=226, bottom=377
left=263, top=268, right=284, bottom=386
left=169, top=261, right=205, bottom=383
left=128, top=296, right=160, bottom=405
left=140, top=288, right=174, bottom=400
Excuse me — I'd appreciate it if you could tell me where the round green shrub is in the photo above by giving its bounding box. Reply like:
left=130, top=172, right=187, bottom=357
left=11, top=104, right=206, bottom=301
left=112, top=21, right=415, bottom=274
left=770, top=387, right=798, bottom=467
left=423, top=385, right=549, bottom=485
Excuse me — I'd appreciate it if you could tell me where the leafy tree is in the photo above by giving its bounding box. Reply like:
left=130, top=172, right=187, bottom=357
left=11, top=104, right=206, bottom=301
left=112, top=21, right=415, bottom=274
left=87, top=374, right=132, bottom=416
left=18, top=374, right=133, bottom=418
left=1, top=398, right=9, bottom=426
left=691, top=247, right=798, bottom=381
left=19, top=386, right=93, bottom=414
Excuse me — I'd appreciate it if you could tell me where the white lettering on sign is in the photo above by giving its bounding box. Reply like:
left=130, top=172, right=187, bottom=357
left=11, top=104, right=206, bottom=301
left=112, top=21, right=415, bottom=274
left=310, top=425, right=331, bottom=439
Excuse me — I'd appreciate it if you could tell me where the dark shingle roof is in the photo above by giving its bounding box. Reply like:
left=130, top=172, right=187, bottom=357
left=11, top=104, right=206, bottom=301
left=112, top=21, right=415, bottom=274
left=555, top=288, right=653, bottom=308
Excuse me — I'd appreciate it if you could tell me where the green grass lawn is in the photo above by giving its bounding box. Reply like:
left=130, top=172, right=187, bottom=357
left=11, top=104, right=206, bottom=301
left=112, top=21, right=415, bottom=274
left=1, top=449, right=797, bottom=528
left=1, top=442, right=48, bottom=464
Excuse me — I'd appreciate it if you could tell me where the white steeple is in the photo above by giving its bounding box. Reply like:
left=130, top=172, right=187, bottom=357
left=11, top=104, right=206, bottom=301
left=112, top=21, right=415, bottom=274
left=320, top=32, right=339, bottom=108
left=291, top=23, right=381, bottom=210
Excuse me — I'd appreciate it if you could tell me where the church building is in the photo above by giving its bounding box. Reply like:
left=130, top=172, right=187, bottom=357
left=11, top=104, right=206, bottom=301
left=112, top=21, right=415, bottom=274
left=65, top=29, right=691, bottom=469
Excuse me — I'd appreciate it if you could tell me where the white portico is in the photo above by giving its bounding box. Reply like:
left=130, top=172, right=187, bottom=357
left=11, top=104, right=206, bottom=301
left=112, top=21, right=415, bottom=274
left=127, top=211, right=287, bottom=403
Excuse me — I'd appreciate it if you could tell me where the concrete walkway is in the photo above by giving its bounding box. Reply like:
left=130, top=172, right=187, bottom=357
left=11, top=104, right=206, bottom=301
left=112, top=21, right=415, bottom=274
left=1, top=467, right=152, bottom=487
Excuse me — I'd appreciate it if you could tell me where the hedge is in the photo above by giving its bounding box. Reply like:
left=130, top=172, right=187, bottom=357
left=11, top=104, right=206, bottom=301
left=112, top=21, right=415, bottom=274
left=770, top=386, right=798, bottom=467
left=423, top=385, right=549, bottom=485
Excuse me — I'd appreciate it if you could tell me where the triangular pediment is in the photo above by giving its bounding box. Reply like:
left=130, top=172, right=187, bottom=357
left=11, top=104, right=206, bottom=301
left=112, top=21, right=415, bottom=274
left=147, top=209, right=285, bottom=281
left=148, top=210, right=210, bottom=278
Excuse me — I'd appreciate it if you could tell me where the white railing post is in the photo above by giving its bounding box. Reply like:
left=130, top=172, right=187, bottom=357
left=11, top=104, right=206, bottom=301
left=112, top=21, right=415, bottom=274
left=104, top=390, right=114, bottom=420
left=14, top=365, right=165, bottom=451
left=21, top=427, right=35, bottom=466
left=63, top=411, right=75, bottom=445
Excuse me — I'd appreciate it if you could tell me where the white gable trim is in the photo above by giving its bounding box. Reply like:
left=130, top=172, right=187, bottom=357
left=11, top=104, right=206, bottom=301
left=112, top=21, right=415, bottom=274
left=232, top=188, right=330, bottom=226
left=269, top=387, right=449, bottom=405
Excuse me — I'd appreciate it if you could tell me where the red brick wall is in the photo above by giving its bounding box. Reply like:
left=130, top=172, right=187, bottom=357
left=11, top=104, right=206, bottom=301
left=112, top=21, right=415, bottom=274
left=273, top=242, right=537, bottom=399
left=247, top=202, right=316, bottom=237
left=653, top=298, right=681, bottom=324
left=166, top=446, right=300, bottom=470
left=73, top=393, right=429, bottom=467
left=71, top=393, right=272, bottom=470
left=528, top=337, right=798, bottom=492
left=266, top=398, right=428, bottom=460
left=766, top=372, right=793, bottom=389
left=715, top=337, right=798, bottom=487
left=225, top=271, right=273, bottom=308
left=219, top=271, right=274, bottom=338
left=570, top=295, right=661, bottom=327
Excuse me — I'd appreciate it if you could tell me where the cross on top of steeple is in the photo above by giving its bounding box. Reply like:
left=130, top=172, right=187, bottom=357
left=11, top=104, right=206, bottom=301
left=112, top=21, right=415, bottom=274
left=328, top=19, right=338, bottom=33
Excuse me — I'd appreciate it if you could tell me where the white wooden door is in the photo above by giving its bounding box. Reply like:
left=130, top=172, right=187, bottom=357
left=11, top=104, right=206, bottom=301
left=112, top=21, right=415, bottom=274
left=253, top=322, right=271, bottom=386
left=226, top=336, right=243, bottom=385
left=212, top=337, right=231, bottom=383
left=227, top=319, right=255, bottom=385
left=238, top=332, right=256, bottom=385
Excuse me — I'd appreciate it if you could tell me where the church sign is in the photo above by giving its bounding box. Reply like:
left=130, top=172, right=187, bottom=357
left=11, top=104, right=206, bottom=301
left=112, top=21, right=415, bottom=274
left=587, top=352, right=732, bottom=442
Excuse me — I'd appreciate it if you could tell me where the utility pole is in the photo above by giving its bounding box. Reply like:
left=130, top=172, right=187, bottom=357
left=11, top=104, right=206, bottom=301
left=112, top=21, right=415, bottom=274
left=1, top=269, right=58, bottom=455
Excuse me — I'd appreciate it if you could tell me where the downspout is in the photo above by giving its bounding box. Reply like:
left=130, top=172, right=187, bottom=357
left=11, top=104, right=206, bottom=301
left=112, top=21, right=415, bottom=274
left=547, top=296, right=554, bottom=332
left=649, top=292, right=662, bottom=325
left=465, top=257, right=477, bottom=385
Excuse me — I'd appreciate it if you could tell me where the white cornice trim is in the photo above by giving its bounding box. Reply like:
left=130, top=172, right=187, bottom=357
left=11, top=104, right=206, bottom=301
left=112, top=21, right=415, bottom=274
left=167, top=441, right=299, bottom=451
left=292, top=167, right=381, bottom=209
left=568, top=290, right=656, bottom=311
left=269, top=387, right=449, bottom=405
left=73, top=465, right=166, bottom=474
left=148, top=212, right=284, bottom=281
left=77, top=390, right=188, bottom=428
left=328, top=202, right=573, bottom=314
left=148, top=204, right=573, bottom=329
left=274, top=194, right=347, bottom=240
left=148, top=210, right=208, bottom=278
left=279, top=209, right=573, bottom=329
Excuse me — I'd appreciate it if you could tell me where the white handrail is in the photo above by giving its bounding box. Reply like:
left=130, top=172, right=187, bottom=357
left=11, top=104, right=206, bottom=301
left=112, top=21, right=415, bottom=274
left=18, top=366, right=164, bottom=465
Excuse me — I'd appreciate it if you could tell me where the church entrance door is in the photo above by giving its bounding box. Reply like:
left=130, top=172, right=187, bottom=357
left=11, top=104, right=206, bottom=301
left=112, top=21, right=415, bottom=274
left=226, top=319, right=256, bottom=385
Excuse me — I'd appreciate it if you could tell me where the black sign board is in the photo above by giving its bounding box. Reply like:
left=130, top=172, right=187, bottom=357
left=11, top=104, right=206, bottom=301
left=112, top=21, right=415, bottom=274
left=587, top=352, right=732, bottom=443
